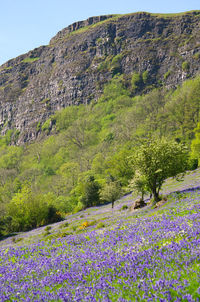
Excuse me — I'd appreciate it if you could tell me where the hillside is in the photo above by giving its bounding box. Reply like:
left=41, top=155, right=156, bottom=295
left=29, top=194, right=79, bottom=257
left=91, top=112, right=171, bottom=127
left=0, top=11, right=200, bottom=143
left=0, top=169, right=200, bottom=300
left=1, top=10, right=200, bottom=300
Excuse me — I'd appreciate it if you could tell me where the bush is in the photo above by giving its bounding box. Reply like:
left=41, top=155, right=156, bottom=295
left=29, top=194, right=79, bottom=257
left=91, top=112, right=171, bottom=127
left=131, top=73, right=141, bottom=94
left=59, top=222, right=69, bottom=229
left=73, top=201, right=84, bottom=213
left=142, top=70, right=149, bottom=83
left=6, top=184, right=63, bottom=232
left=110, top=54, right=123, bottom=76
left=96, top=222, right=105, bottom=229
left=182, top=61, right=189, bottom=72
left=45, top=226, right=51, bottom=231
left=188, top=158, right=198, bottom=170
left=12, top=237, right=23, bottom=244
left=121, top=205, right=128, bottom=210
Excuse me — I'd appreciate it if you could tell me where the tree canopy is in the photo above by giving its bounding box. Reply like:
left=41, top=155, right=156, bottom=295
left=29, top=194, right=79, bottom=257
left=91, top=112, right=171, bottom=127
left=133, top=138, right=189, bottom=202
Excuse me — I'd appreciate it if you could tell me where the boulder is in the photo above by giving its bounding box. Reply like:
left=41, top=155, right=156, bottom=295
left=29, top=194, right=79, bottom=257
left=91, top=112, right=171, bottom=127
left=131, top=199, right=146, bottom=210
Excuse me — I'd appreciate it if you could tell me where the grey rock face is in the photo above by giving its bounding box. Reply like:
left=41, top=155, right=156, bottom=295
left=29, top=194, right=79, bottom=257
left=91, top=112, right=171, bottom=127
left=0, top=11, right=200, bottom=144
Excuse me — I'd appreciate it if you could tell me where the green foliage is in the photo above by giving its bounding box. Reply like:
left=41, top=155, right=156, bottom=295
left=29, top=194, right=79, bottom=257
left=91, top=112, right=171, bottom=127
left=101, top=74, right=130, bottom=102
left=0, top=145, right=22, bottom=170
left=0, top=130, right=15, bottom=146
left=131, top=72, right=141, bottom=94
left=41, top=98, right=50, bottom=104
left=110, top=54, right=123, bottom=76
left=1, top=74, right=200, bottom=234
left=96, top=222, right=105, bottom=229
left=41, top=118, right=52, bottom=132
left=53, top=106, right=79, bottom=131
left=182, top=61, right=190, bottom=72
left=22, top=57, right=39, bottom=63
left=191, top=122, right=200, bottom=163
left=133, top=138, right=189, bottom=202
left=129, top=171, right=148, bottom=201
left=100, top=181, right=121, bottom=207
left=193, top=53, right=200, bottom=60
left=7, top=184, right=62, bottom=232
left=79, top=175, right=100, bottom=208
left=164, top=70, right=171, bottom=80
left=121, top=205, right=128, bottom=210
left=142, top=70, right=149, bottom=84
left=105, top=149, right=134, bottom=186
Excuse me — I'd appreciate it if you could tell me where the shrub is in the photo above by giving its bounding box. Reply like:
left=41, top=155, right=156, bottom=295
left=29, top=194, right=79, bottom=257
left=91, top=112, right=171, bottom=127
left=110, top=54, right=123, bottom=76
left=164, top=70, right=171, bottom=80
left=7, top=184, right=63, bottom=232
left=131, top=72, right=141, bottom=94
left=182, top=61, right=189, bottom=72
left=73, top=201, right=84, bottom=213
left=12, top=237, right=23, bottom=244
left=121, top=205, right=128, bottom=210
left=193, top=53, right=200, bottom=60
left=45, top=226, right=51, bottom=231
left=58, top=221, right=69, bottom=228
left=142, top=70, right=149, bottom=83
left=96, top=222, right=105, bottom=229
left=43, top=231, right=51, bottom=237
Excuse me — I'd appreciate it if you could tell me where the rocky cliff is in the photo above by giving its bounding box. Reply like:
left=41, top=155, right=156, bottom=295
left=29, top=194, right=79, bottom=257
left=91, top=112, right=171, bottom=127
left=0, top=11, right=200, bottom=144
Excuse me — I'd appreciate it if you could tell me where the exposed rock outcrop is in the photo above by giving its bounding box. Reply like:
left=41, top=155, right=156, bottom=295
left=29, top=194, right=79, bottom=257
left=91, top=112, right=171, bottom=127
left=0, top=11, right=200, bottom=144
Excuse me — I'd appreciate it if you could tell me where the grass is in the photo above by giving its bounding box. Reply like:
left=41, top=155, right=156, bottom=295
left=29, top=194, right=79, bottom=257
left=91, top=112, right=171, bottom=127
left=22, top=57, right=40, bottom=63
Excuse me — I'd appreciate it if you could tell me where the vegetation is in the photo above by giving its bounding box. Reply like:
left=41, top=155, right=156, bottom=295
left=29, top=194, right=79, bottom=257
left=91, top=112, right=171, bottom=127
left=191, top=122, right=200, bottom=162
left=132, top=138, right=189, bottom=202
left=1, top=173, right=200, bottom=300
left=182, top=61, right=190, bottom=72
left=7, top=183, right=63, bottom=232
left=0, top=73, right=200, bottom=236
left=22, top=57, right=40, bottom=63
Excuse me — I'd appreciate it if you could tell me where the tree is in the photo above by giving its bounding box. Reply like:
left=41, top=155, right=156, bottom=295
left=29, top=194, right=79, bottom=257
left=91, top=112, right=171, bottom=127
left=80, top=175, right=100, bottom=208
left=129, top=171, right=148, bottom=202
left=191, top=122, right=200, bottom=164
left=133, top=138, right=189, bottom=203
left=7, top=184, right=62, bottom=232
left=100, top=181, right=121, bottom=208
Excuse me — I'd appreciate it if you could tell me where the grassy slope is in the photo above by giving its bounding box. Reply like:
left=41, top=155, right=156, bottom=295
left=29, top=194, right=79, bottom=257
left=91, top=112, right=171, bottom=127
left=0, top=168, right=199, bottom=247
left=0, top=169, right=200, bottom=301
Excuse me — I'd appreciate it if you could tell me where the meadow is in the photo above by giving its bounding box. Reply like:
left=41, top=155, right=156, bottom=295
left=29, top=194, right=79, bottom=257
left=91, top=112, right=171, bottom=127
left=0, top=169, right=200, bottom=301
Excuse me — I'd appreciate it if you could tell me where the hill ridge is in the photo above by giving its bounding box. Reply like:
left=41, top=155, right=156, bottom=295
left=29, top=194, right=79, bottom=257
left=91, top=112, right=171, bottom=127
left=0, top=11, right=200, bottom=144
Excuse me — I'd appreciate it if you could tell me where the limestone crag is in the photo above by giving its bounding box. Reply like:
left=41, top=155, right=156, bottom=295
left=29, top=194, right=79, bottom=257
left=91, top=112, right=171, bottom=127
left=0, top=11, right=200, bottom=144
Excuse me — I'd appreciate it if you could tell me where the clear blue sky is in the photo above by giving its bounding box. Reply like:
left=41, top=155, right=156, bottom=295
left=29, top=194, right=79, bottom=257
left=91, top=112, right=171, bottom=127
left=0, top=0, right=199, bottom=65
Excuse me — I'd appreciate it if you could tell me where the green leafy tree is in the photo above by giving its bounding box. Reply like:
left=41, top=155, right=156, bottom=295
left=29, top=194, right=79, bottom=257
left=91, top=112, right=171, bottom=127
left=129, top=171, right=148, bottom=201
left=7, top=184, right=62, bottom=232
left=105, top=149, right=134, bottom=186
left=131, top=72, right=141, bottom=94
left=79, top=175, right=100, bottom=208
left=133, top=138, right=189, bottom=203
left=100, top=181, right=121, bottom=208
left=191, top=122, right=200, bottom=164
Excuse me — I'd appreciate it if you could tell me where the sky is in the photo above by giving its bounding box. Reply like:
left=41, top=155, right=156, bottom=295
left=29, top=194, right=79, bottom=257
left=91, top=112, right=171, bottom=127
left=0, top=0, right=199, bottom=65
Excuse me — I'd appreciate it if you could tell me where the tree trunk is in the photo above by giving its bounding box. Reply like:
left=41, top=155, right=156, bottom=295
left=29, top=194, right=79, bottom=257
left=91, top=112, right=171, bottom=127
left=152, top=187, right=160, bottom=204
